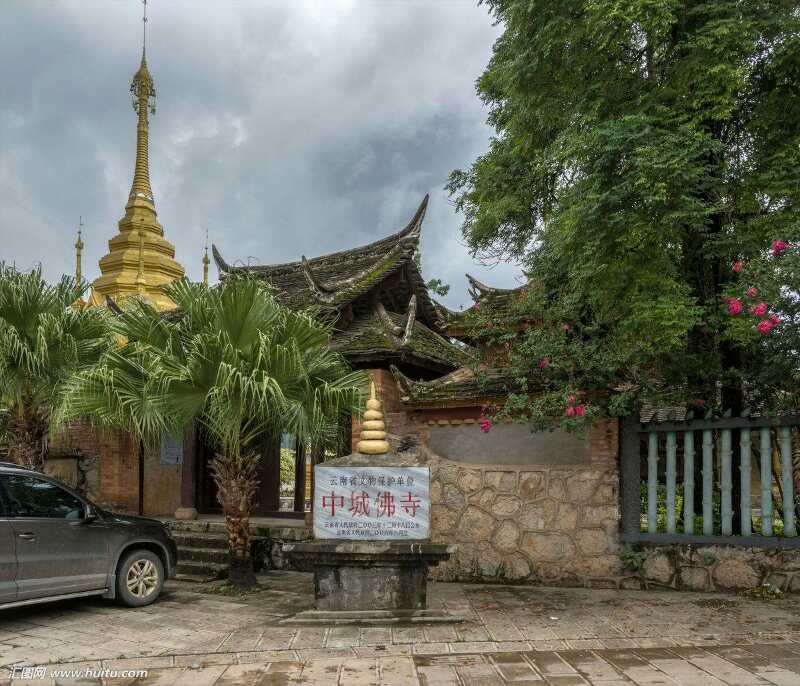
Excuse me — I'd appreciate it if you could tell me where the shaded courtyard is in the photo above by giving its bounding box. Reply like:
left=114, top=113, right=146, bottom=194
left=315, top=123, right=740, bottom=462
left=3, top=573, right=800, bottom=683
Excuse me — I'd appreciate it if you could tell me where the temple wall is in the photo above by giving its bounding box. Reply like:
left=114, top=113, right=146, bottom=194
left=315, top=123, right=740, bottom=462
left=419, top=417, right=624, bottom=587
left=50, top=420, right=139, bottom=513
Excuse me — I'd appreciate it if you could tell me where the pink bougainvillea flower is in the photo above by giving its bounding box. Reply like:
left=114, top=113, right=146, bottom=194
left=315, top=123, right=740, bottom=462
left=757, top=319, right=775, bottom=335
left=575, top=404, right=586, bottom=417
left=538, top=357, right=550, bottom=369
left=746, top=287, right=758, bottom=298
left=727, top=298, right=743, bottom=315
left=768, top=313, right=781, bottom=325
left=694, top=399, right=706, bottom=407
left=771, top=240, right=789, bottom=257
left=732, top=261, right=744, bottom=273
left=751, top=302, right=768, bottom=317
left=562, top=323, right=572, bottom=332
left=565, top=406, right=576, bottom=417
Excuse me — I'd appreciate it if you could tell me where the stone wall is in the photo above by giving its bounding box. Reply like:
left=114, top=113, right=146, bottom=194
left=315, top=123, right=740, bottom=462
left=622, top=545, right=800, bottom=593
left=425, top=418, right=624, bottom=587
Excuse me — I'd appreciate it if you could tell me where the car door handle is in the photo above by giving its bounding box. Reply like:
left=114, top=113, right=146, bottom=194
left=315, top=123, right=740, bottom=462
left=16, top=532, right=36, bottom=541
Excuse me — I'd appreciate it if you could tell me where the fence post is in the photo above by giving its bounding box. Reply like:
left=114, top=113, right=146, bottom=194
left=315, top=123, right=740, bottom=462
left=620, top=415, right=642, bottom=539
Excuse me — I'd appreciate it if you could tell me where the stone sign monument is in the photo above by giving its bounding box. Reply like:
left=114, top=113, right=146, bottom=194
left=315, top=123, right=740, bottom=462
left=282, top=383, right=457, bottom=624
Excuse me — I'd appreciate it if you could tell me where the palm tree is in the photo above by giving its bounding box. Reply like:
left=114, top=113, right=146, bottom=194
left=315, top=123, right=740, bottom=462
left=60, top=276, right=365, bottom=587
left=0, top=264, right=110, bottom=470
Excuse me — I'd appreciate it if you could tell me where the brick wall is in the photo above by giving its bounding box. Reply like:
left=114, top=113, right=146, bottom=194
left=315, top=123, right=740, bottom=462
left=50, top=420, right=140, bottom=513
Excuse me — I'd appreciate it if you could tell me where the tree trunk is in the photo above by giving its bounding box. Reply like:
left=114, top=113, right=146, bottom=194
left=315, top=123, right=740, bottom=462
left=5, top=403, right=48, bottom=471
left=210, top=449, right=260, bottom=589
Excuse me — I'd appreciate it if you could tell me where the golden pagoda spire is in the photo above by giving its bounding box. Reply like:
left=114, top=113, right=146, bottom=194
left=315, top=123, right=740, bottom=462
left=202, top=229, right=210, bottom=286
left=91, top=0, right=185, bottom=310
left=74, top=216, right=84, bottom=284
left=356, top=382, right=390, bottom=455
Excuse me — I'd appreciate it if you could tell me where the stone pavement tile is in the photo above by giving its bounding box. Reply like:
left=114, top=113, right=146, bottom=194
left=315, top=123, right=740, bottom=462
left=353, top=645, right=412, bottom=658
left=485, top=623, right=525, bottom=642
left=126, top=667, right=186, bottom=686
left=422, top=625, right=458, bottom=643
left=449, top=642, right=497, bottom=655
left=412, top=643, right=450, bottom=656
left=296, top=648, right=354, bottom=662
left=600, top=651, right=678, bottom=685
left=456, top=662, right=505, bottom=686
left=170, top=665, right=227, bottom=686
left=524, top=651, right=577, bottom=676
left=295, top=657, right=342, bottom=684
left=565, top=640, right=604, bottom=651
left=103, top=656, right=174, bottom=670
left=215, top=663, right=269, bottom=686
left=416, top=664, right=459, bottom=685
left=391, top=628, right=427, bottom=645
left=289, top=628, right=327, bottom=649
left=491, top=651, right=546, bottom=682
left=326, top=627, right=361, bottom=649
left=495, top=641, right=533, bottom=653
left=237, top=650, right=297, bottom=664
left=255, top=632, right=295, bottom=651
left=360, top=628, right=391, bottom=646
left=640, top=652, right=728, bottom=686
left=634, top=639, right=679, bottom=649
left=265, top=661, right=303, bottom=673
left=558, top=650, right=623, bottom=682
left=218, top=630, right=264, bottom=652
left=542, top=676, right=591, bottom=685
left=669, top=648, right=771, bottom=685
left=530, top=641, right=570, bottom=652
left=599, top=639, right=639, bottom=650
left=337, top=657, right=378, bottom=685
left=455, top=625, right=492, bottom=642
left=173, top=652, right=238, bottom=668
left=377, top=656, right=417, bottom=686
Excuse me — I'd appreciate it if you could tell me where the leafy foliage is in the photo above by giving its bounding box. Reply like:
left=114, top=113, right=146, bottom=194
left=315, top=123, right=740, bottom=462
left=450, top=1, right=800, bottom=425
left=0, top=265, right=110, bottom=469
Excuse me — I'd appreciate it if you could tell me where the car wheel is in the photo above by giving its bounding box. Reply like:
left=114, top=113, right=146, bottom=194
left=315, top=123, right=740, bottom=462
left=116, top=550, right=164, bottom=607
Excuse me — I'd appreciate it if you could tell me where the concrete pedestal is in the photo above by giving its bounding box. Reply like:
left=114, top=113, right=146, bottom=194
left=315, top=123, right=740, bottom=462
left=283, top=541, right=456, bottom=613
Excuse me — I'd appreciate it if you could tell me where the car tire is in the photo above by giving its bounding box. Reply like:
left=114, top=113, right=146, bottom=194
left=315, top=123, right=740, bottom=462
left=116, top=549, right=164, bottom=607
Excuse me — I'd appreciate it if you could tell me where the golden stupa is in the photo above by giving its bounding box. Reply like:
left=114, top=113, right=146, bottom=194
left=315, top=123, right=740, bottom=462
left=89, top=3, right=184, bottom=310
left=356, top=382, right=390, bottom=455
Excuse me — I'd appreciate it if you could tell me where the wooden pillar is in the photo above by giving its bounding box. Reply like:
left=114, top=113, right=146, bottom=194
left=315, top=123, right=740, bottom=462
left=293, top=439, right=306, bottom=512
left=174, top=426, right=198, bottom=520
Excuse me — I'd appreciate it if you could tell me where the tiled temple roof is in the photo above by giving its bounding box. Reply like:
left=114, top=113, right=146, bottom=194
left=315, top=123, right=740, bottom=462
left=213, top=195, right=443, bottom=331
left=333, top=308, right=474, bottom=374
left=434, top=274, right=535, bottom=338
left=391, top=364, right=523, bottom=408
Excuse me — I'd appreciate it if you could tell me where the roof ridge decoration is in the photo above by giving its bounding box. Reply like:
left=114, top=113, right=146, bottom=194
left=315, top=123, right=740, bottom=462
left=213, top=194, right=428, bottom=278
left=401, top=294, right=417, bottom=348
left=466, top=273, right=521, bottom=301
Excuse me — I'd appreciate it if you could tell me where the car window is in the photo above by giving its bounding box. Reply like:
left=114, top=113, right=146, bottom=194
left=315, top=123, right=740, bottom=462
left=0, top=475, right=85, bottom=520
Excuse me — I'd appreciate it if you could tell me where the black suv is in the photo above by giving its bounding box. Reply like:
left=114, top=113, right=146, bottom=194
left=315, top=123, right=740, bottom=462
left=0, top=462, right=177, bottom=609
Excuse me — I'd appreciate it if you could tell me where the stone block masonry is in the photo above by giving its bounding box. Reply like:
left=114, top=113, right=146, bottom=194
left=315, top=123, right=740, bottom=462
left=426, top=418, right=624, bottom=587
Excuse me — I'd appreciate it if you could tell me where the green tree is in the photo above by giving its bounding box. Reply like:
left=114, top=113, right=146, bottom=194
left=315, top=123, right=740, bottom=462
left=60, top=277, right=365, bottom=587
left=449, top=0, right=800, bottom=422
left=0, top=265, right=110, bottom=470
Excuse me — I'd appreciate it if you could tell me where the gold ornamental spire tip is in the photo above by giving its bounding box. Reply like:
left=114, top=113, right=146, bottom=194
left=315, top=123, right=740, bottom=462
left=356, top=381, right=389, bottom=455
left=74, top=216, right=84, bottom=285
left=203, top=228, right=210, bottom=286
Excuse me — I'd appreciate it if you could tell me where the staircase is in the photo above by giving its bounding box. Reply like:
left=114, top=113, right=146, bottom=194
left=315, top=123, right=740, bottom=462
left=165, top=519, right=283, bottom=582
left=168, top=521, right=230, bottom=582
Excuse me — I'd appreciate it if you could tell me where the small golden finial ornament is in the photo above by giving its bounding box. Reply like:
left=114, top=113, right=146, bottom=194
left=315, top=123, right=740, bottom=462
left=356, top=382, right=390, bottom=455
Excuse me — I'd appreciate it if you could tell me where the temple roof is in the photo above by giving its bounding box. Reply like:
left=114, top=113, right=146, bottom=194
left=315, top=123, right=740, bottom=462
left=434, top=274, right=533, bottom=338
left=391, top=363, right=522, bottom=408
left=333, top=306, right=474, bottom=374
left=213, top=195, right=443, bottom=330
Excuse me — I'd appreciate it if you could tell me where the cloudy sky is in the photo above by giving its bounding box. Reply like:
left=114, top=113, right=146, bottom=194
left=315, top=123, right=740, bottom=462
left=0, top=0, right=521, bottom=309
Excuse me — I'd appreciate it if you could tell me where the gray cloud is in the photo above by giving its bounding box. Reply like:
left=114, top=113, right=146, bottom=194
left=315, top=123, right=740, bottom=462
left=0, top=0, right=522, bottom=310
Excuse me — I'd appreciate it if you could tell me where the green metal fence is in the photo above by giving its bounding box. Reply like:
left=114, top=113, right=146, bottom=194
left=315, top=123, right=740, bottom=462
left=621, top=415, right=800, bottom=547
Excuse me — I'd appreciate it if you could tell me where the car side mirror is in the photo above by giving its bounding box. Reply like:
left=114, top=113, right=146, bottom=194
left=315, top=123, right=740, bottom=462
left=84, top=504, right=98, bottom=522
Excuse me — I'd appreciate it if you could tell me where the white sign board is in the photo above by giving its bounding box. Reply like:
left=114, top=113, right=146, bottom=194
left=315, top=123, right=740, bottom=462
left=314, top=466, right=430, bottom=540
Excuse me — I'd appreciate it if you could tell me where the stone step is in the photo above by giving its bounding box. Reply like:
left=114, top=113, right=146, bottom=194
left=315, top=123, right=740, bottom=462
left=175, top=560, right=227, bottom=580
left=172, top=532, right=228, bottom=550
left=177, top=546, right=228, bottom=564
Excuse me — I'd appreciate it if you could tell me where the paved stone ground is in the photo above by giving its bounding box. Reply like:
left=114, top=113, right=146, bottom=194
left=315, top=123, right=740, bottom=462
left=2, top=571, right=800, bottom=684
